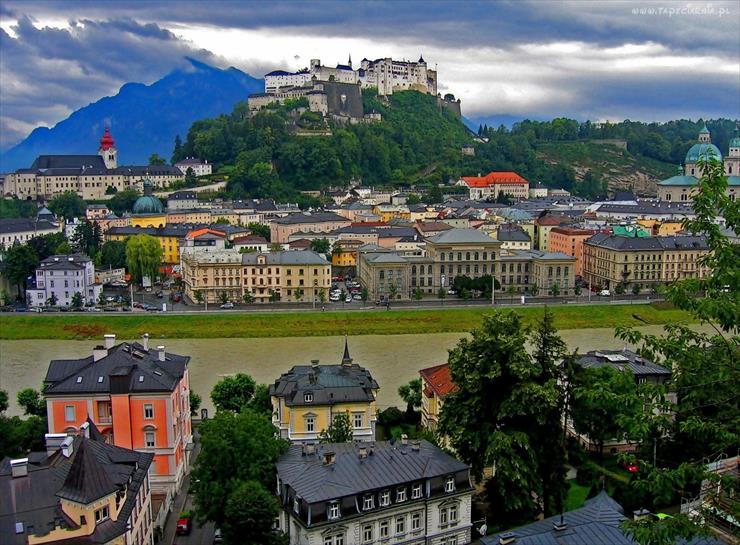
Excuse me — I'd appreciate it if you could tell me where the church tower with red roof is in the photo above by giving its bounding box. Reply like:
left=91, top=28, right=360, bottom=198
left=98, top=126, right=118, bottom=169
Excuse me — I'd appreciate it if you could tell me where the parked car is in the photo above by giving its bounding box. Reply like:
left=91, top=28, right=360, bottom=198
left=599, top=289, right=611, bottom=296
left=447, top=289, right=457, bottom=295
left=220, top=302, right=235, bottom=309
left=155, top=291, right=164, bottom=298
left=345, top=295, right=353, bottom=303
left=621, top=461, right=639, bottom=473
left=176, top=515, right=192, bottom=535
left=352, top=293, right=362, bottom=300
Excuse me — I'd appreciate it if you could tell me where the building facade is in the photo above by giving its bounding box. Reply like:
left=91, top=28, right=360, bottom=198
left=457, top=172, right=529, bottom=201
left=269, top=341, right=379, bottom=443
left=276, top=439, right=473, bottom=545
left=43, top=334, right=193, bottom=503
left=548, top=226, right=596, bottom=277
left=0, top=427, right=154, bottom=545
left=0, top=216, right=61, bottom=250
left=583, top=234, right=710, bottom=290
left=419, top=364, right=455, bottom=431
left=174, top=158, right=212, bottom=177
left=26, top=253, right=102, bottom=308
left=270, top=212, right=351, bottom=244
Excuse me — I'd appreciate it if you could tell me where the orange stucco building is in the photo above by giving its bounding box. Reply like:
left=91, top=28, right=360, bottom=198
left=548, top=226, right=596, bottom=277
left=43, top=333, right=192, bottom=507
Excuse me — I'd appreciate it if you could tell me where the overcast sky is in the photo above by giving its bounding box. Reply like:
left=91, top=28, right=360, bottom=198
left=1, top=0, right=738, bottom=149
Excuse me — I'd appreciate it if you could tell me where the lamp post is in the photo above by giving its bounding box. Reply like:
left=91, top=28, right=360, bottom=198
left=313, top=279, right=317, bottom=310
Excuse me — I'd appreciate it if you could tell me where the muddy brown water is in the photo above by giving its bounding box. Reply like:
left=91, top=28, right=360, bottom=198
left=0, top=326, right=709, bottom=417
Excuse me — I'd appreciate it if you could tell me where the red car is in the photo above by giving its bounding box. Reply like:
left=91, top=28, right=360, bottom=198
left=622, top=462, right=640, bottom=473
left=176, top=515, right=192, bottom=535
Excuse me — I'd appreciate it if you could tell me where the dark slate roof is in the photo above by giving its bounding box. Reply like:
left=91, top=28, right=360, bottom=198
left=168, top=190, right=197, bottom=200
left=596, top=202, right=695, bottom=215
left=269, top=343, right=378, bottom=407
left=497, top=225, right=531, bottom=242
left=276, top=440, right=469, bottom=503
left=108, top=224, right=204, bottom=238
left=0, top=218, right=58, bottom=235
left=272, top=212, right=349, bottom=225
left=427, top=228, right=498, bottom=245
left=575, top=350, right=670, bottom=377
left=111, top=165, right=182, bottom=176
left=30, top=155, right=106, bottom=170
left=37, top=253, right=92, bottom=271
left=241, top=250, right=329, bottom=266
left=586, top=233, right=708, bottom=251
left=44, top=341, right=189, bottom=395
left=483, top=490, right=727, bottom=545
left=0, top=435, right=152, bottom=545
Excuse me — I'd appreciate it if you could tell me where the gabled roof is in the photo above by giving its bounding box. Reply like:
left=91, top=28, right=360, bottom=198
left=419, top=364, right=457, bottom=398
left=56, top=440, right=118, bottom=504
left=460, top=171, right=529, bottom=187
left=0, top=218, right=58, bottom=235
left=241, top=250, right=328, bottom=265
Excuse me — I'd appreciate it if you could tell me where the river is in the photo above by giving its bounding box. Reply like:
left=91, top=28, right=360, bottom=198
left=0, top=325, right=706, bottom=418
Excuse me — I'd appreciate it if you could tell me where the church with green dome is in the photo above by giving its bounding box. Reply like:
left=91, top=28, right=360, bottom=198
left=131, top=180, right=167, bottom=228
left=657, top=125, right=740, bottom=203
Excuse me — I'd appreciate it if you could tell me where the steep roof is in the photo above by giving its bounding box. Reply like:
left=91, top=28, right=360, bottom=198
left=56, top=440, right=118, bottom=504
left=45, top=341, right=189, bottom=395
left=0, top=218, right=58, bottom=235
left=276, top=440, right=469, bottom=503
left=427, top=228, right=498, bottom=245
left=419, top=364, right=457, bottom=398
left=460, top=171, right=529, bottom=187
left=586, top=233, right=708, bottom=251
left=272, top=212, right=348, bottom=225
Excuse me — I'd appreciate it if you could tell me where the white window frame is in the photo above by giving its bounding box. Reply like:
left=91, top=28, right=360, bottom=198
left=379, top=520, right=389, bottom=538
left=395, top=515, right=405, bottom=535
left=411, top=512, right=422, bottom=531
left=449, top=503, right=458, bottom=522
left=440, top=507, right=448, bottom=525
left=445, top=476, right=455, bottom=492
left=396, top=488, right=407, bottom=502
left=304, top=392, right=313, bottom=403
left=144, top=431, right=155, bottom=448
left=379, top=490, right=390, bottom=506
left=362, top=524, right=373, bottom=543
left=143, top=403, right=154, bottom=419
left=293, top=498, right=300, bottom=514
left=95, top=505, right=109, bottom=523
left=412, top=483, right=422, bottom=499
left=305, top=416, right=315, bottom=432
left=64, top=405, right=75, bottom=422
left=353, top=412, right=363, bottom=429
left=363, top=494, right=374, bottom=510
left=327, top=501, right=341, bottom=520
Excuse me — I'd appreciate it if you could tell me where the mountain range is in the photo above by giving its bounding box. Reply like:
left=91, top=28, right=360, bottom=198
left=0, top=58, right=264, bottom=172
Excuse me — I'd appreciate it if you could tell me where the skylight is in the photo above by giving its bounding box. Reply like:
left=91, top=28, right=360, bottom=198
left=76, top=376, right=83, bottom=383
left=97, top=376, right=104, bottom=383
left=138, top=376, right=144, bottom=382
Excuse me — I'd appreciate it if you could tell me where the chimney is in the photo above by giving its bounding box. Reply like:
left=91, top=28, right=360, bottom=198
left=311, top=359, right=320, bottom=369
left=633, top=508, right=651, bottom=521
left=80, top=421, right=90, bottom=438
left=93, top=345, right=108, bottom=362
left=358, top=446, right=368, bottom=459
left=157, top=346, right=166, bottom=362
left=10, top=458, right=28, bottom=478
left=45, top=433, right=68, bottom=455
left=499, top=533, right=517, bottom=545
left=322, top=451, right=336, bottom=466
left=553, top=514, right=567, bottom=531
left=61, top=436, right=75, bottom=458
left=411, top=440, right=420, bottom=451
left=401, top=434, right=408, bottom=446
left=302, top=443, right=316, bottom=456
left=142, top=333, right=149, bottom=351
left=104, top=334, right=116, bottom=349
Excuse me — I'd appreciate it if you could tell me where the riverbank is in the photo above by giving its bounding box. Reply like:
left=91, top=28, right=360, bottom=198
left=0, top=303, right=692, bottom=340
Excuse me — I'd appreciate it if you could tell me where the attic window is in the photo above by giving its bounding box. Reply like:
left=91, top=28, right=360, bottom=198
left=153, top=370, right=162, bottom=376
left=138, top=375, right=144, bottom=383
left=304, top=392, right=313, bottom=403
left=76, top=376, right=83, bottom=383
left=15, top=522, right=24, bottom=534
left=97, top=376, right=104, bottom=383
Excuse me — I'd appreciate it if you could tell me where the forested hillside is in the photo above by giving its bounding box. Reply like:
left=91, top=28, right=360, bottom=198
left=173, top=90, right=737, bottom=200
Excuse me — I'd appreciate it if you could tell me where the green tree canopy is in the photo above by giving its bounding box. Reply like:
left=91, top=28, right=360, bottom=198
left=48, top=191, right=85, bottom=220
left=4, top=244, right=39, bottom=298
left=17, top=388, right=45, bottom=417
left=310, top=238, right=330, bottom=254
left=318, top=411, right=353, bottom=443
left=247, top=222, right=270, bottom=240
left=125, top=234, right=163, bottom=285
left=148, top=153, right=166, bottom=165
left=223, top=481, right=284, bottom=545
left=99, top=240, right=127, bottom=269
left=211, top=373, right=256, bottom=413
left=107, top=189, right=140, bottom=216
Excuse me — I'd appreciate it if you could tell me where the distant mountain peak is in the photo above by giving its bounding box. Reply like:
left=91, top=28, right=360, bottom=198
left=1, top=59, right=263, bottom=172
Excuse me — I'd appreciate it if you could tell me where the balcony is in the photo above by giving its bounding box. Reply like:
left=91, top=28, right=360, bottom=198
left=97, top=415, right=112, bottom=424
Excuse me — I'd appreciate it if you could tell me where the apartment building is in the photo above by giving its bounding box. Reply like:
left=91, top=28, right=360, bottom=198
left=269, top=340, right=379, bottom=443
left=0, top=425, right=154, bottom=545
left=270, top=212, right=351, bottom=243
left=0, top=216, right=60, bottom=250
left=43, top=334, right=192, bottom=503
left=457, top=171, right=529, bottom=201
left=26, top=253, right=102, bottom=308
left=276, top=439, right=474, bottom=545
left=583, top=234, right=710, bottom=290
left=548, top=226, right=596, bottom=277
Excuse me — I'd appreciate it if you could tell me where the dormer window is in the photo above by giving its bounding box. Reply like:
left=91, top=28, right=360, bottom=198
left=379, top=490, right=390, bottom=506
left=293, top=497, right=300, bottom=514
left=327, top=501, right=341, bottom=520
left=304, top=392, right=313, bottom=403
left=396, top=488, right=407, bottom=502
left=363, top=494, right=374, bottom=510
left=412, top=484, right=422, bottom=499
left=445, top=476, right=455, bottom=492
left=94, top=505, right=109, bottom=524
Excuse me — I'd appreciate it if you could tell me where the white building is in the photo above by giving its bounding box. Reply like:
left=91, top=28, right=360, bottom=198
left=174, top=157, right=212, bottom=178
left=0, top=216, right=61, bottom=250
left=26, top=253, right=102, bottom=308
left=167, top=190, right=199, bottom=210
left=276, top=440, right=473, bottom=545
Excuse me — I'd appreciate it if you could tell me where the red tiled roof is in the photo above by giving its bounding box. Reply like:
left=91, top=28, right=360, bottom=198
left=185, top=227, right=226, bottom=239
left=419, top=364, right=457, bottom=398
left=461, top=171, right=528, bottom=188
left=550, top=227, right=595, bottom=236
left=351, top=221, right=388, bottom=227
left=536, top=214, right=573, bottom=226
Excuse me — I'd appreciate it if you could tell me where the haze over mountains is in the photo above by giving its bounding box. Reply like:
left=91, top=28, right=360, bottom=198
left=0, top=58, right=263, bottom=172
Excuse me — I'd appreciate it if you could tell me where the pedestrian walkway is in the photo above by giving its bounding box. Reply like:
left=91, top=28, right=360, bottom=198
left=161, top=430, right=201, bottom=545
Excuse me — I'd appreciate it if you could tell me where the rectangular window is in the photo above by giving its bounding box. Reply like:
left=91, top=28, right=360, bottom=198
left=293, top=498, right=300, bottom=514
left=379, top=520, right=389, bottom=538
left=363, top=524, right=373, bottom=543
left=396, top=488, right=406, bottom=502
left=144, top=404, right=153, bottom=419
left=445, top=476, right=455, bottom=492
left=353, top=413, right=363, bottom=428
left=94, top=505, right=109, bottom=523
left=145, top=431, right=155, bottom=448
left=411, top=512, right=421, bottom=530
left=305, top=417, right=314, bottom=432
left=449, top=504, right=458, bottom=521
left=395, top=516, right=405, bottom=535
left=363, top=495, right=374, bottom=510
left=328, top=501, right=340, bottom=520
left=380, top=490, right=390, bottom=506
left=440, top=508, right=448, bottom=525
left=64, top=405, right=75, bottom=422
left=412, top=484, right=422, bottom=499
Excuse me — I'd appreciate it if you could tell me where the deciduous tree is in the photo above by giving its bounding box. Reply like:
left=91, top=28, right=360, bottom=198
left=48, top=191, right=85, bottom=220
left=125, top=234, right=163, bottom=285
left=211, top=373, right=256, bottom=413
left=318, top=412, right=353, bottom=443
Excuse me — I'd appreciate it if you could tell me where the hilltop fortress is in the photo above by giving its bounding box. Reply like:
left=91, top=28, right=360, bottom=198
left=248, top=55, right=461, bottom=123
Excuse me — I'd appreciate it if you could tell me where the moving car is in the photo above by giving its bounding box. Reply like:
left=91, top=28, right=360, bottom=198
left=176, top=515, right=192, bottom=535
left=220, top=302, right=235, bottom=309
left=598, top=289, right=611, bottom=296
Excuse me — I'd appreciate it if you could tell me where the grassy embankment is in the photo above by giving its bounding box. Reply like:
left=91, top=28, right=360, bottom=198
left=0, top=303, right=693, bottom=340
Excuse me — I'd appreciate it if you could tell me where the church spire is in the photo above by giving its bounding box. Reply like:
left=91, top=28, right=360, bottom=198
left=348, top=53, right=352, bottom=68
left=341, top=335, right=352, bottom=366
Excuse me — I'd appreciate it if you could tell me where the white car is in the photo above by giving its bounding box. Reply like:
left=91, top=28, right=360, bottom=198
left=353, top=293, right=362, bottom=300
left=330, top=294, right=341, bottom=302
left=598, top=289, right=611, bottom=297
left=220, top=302, right=235, bottom=309
left=345, top=295, right=353, bottom=303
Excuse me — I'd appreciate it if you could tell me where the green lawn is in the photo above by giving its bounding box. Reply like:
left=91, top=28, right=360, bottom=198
left=564, top=480, right=591, bottom=511
left=0, top=303, right=693, bottom=340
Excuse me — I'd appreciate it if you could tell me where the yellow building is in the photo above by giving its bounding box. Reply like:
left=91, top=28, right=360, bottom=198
left=269, top=340, right=379, bottom=443
left=2, top=427, right=154, bottom=545
left=107, top=224, right=193, bottom=265
left=420, top=364, right=456, bottom=431
left=331, top=239, right=363, bottom=267
left=636, top=219, right=684, bottom=236
left=372, top=204, right=411, bottom=222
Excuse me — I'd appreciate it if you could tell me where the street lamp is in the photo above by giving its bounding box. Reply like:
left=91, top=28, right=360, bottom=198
left=313, top=279, right=317, bottom=310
